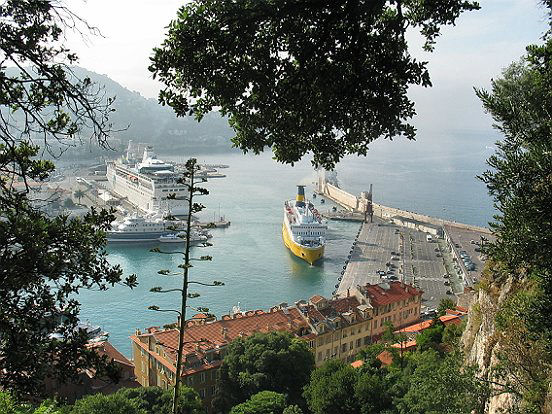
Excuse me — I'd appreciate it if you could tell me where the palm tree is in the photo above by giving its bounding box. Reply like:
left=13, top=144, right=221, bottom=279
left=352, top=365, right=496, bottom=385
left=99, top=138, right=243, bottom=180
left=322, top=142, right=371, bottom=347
left=74, top=189, right=85, bottom=205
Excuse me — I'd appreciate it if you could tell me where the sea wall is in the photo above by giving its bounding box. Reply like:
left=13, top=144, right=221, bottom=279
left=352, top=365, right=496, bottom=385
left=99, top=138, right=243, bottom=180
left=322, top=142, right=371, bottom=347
left=320, top=181, right=491, bottom=233
left=325, top=183, right=358, bottom=211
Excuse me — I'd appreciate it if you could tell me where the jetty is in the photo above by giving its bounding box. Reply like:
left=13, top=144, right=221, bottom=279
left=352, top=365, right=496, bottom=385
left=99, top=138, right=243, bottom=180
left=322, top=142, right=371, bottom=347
left=316, top=171, right=493, bottom=311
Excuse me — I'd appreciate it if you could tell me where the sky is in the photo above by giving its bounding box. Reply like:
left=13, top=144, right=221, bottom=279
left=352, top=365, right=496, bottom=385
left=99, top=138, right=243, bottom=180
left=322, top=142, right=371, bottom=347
left=66, top=0, right=550, bottom=135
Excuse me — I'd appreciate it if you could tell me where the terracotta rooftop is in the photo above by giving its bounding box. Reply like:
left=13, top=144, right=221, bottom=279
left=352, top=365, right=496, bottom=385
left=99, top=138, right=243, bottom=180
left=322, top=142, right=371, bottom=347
left=310, top=295, right=325, bottom=304
left=390, top=340, right=417, bottom=350
left=323, top=296, right=361, bottom=314
left=131, top=307, right=309, bottom=375
left=87, top=341, right=134, bottom=368
left=361, top=281, right=423, bottom=307
left=395, top=314, right=461, bottom=334
left=377, top=351, right=394, bottom=366
left=351, top=360, right=364, bottom=368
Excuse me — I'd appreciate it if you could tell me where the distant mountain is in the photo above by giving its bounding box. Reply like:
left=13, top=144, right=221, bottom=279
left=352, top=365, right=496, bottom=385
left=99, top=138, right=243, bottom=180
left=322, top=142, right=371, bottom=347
left=3, top=66, right=237, bottom=158
left=70, top=66, right=236, bottom=154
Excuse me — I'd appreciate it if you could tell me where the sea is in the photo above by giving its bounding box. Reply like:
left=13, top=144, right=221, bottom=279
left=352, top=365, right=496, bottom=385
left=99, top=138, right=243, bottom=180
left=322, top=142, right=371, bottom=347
left=77, top=130, right=498, bottom=356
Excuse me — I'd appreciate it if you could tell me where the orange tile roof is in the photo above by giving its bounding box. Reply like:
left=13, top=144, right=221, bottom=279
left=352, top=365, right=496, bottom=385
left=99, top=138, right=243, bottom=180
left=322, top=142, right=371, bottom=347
left=87, top=341, right=134, bottom=368
left=310, top=295, right=325, bottom=304
left=361, top=281, right=423, bottom=307
left=351, top=360, right=364, bottom=368
left=391, top=340, right=417, bottom=350
left=377, top=351, right=394, bottom=366
left=440, top=314, right=462, bottom=326
left=131, top=307, right=309, bottom=375
left=395, top=314, right=461, bottom=334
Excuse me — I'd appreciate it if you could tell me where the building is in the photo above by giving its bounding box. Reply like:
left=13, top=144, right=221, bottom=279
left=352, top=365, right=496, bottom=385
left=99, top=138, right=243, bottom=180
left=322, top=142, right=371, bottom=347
left=297, top=294, right=373, bottom=365
left=395, top=313, right=462, bottom=339
left=130, top=305, right=311, bottom=410
left=44, top=341, right=139, bottom=402
left=349, top=281, right=423, bottom=339
left=130, top=281, right=423, bottom=408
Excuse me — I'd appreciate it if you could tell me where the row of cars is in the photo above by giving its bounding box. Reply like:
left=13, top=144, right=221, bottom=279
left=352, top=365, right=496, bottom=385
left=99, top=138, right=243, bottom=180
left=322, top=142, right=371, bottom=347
left=377, top=251, right=401, bottom=281
left=459, top=250, right=476, bottom=271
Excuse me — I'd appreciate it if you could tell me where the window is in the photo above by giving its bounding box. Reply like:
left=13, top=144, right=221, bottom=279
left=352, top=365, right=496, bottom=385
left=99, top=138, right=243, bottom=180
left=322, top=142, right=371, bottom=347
left=341, top=343, right=347, bottom=353
left=364, top=336, right=370, bottom=346
left=356, top=338, right=361, bottom=348
left=211, top=385, right=217, bottom=396
left=187, top=376, right=194, bottom=386
left=200, top=372, right=206, bottom=383
left=309, top=340, right=315, bottom=348
left=199, top=389, right=206, bottom=398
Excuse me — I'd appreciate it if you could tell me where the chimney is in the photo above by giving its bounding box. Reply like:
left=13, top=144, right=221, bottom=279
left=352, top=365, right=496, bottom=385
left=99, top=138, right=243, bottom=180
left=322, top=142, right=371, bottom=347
left=296, top=185, right=306, bottom=207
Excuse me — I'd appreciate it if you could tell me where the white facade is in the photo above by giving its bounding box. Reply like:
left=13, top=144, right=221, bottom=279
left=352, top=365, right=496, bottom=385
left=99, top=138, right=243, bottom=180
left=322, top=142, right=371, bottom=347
left=106, top=142, right=189, bottom=216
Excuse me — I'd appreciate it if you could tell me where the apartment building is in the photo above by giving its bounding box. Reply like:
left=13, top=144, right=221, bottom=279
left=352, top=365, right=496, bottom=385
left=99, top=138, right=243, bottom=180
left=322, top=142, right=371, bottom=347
left=130, top=281, right=422, bottom=408
left=130, top=305, right=310, bottom=410
left=350, top=281, right=423, bottom=339
left=298, top=295, right=373, bottom=365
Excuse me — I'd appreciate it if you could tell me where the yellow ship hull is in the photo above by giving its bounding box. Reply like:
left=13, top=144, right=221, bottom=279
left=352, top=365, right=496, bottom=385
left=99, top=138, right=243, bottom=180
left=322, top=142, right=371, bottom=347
left=282, top=223, right=324, bottom=265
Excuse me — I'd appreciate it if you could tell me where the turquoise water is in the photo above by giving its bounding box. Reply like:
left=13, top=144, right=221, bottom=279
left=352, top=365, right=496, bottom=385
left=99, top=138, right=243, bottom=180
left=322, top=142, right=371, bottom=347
left=77, top=130, right=497, bottom=356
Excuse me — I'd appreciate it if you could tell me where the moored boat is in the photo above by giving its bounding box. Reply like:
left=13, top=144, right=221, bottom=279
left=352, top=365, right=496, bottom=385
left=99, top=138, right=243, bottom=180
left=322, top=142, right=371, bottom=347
left=282, top=185, right=327, bottom=265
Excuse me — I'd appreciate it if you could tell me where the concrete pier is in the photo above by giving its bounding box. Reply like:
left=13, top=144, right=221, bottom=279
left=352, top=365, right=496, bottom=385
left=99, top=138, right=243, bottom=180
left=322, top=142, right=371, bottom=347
left=321, top=173, right=493, bottom=311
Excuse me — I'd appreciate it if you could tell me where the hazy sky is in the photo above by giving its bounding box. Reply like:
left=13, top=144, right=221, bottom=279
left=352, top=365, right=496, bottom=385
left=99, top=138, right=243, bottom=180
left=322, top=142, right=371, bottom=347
left=67, top=0, right=549, bottom=134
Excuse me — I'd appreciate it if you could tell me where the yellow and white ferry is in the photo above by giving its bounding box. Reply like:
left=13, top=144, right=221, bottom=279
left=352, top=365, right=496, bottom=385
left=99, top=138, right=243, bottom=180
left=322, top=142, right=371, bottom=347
left=282, top=185, right=327, bottom=265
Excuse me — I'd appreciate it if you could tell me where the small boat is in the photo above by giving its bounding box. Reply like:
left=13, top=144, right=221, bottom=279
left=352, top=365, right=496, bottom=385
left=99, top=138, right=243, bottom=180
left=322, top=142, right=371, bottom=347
left=312, top=193, right=317, bottom=198
left=320, top=198, right=325, bottom=204
left=158, top=230, right=208, bottom=244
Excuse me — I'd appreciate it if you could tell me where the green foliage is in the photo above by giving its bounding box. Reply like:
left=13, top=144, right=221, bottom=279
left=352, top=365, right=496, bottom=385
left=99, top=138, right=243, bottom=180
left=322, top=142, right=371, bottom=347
left=303, top=359, right=362, bottom=414
left=69, top=393, right=145, bottom=414
left=437, top=298, right=456, bottom=317
left=356, top=343, right=385, bottom=369
left=115, top=386, right=203, bottom=414
left=150, top=0, right=479, bottom=169
left=303, top=359, right=393, bottom=414
left=475, top=10, right=552, bottom=410
left=476, top=38, right=552, bottom=283
left=441, top=320, right=465, bottom=348
left=0, top=0, right=136, bottom=397
left=395, top=351, right=487, bottom=414
left=214, top=331, right=314, bottom=412
left=415, top=321, right=445, bottom=352
left=282, top=405, right=303, bottom=414
left=229, top=391, right=287, bottom=414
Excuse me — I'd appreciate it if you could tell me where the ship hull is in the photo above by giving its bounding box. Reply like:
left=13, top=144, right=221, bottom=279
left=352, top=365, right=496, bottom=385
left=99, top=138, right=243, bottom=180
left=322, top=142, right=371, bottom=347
left=107, top=230, right=171, bottom=242
left=282, top=223, right=324, bottom=265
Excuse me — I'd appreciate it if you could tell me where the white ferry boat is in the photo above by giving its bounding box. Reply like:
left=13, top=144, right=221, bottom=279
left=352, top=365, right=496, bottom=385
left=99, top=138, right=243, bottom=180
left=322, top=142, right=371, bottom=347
left=282, top=185, right=327, bottom=265
left=107, top=213, right=182, bottom=242
left=106, top=141, right=189, bottom=216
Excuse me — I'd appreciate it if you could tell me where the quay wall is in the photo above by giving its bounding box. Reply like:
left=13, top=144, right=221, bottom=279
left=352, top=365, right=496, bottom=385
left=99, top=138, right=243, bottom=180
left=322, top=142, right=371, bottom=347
left=325, top=183, right=358, bottom=211
left=321, top=182, right=491, bottom=234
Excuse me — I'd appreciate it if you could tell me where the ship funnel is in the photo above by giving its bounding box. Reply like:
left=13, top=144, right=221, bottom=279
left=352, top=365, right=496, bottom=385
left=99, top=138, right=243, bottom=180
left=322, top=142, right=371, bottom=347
left=296, top=185, right=306, bottom=207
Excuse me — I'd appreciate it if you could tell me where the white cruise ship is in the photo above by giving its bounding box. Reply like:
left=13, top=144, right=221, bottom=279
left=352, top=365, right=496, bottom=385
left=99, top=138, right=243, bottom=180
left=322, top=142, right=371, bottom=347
left=106, top=141, right=189, bottom=216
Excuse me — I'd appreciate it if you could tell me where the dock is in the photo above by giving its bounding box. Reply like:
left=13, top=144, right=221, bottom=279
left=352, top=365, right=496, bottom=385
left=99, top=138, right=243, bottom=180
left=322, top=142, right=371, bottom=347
left=316, top=171, right=493, bottom=311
